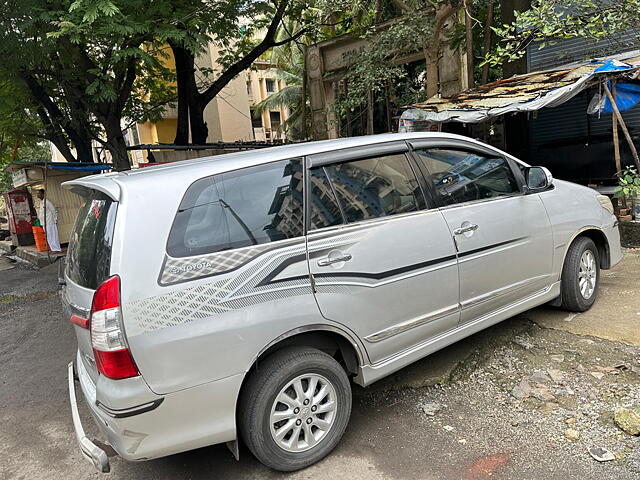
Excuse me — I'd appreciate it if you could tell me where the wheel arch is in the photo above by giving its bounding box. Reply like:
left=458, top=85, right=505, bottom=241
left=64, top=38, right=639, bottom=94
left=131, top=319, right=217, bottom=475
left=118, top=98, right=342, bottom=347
left=250, top=325, right=366, bottom=377
left=564, top=226, right=611, bottom=270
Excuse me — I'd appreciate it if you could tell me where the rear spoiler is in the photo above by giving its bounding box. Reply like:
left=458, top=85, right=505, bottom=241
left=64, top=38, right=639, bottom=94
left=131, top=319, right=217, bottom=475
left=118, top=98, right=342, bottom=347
left=62, top=176, right=121, bottom=201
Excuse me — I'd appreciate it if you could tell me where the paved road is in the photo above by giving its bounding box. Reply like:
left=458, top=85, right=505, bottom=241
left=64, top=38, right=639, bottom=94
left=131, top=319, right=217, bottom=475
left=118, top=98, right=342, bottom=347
left=1, top=254, right=639, bottom=480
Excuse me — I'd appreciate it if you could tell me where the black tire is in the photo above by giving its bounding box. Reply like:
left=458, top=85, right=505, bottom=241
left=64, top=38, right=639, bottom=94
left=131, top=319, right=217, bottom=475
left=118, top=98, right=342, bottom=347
left=238, top=346, right=352, bottom=472
left=560, top=236, right=600, bottom=312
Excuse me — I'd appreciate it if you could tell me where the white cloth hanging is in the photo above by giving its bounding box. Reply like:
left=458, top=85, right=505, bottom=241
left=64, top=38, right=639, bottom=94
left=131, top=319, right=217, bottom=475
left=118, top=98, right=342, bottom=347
left=39, top=198, right=61, bottom=252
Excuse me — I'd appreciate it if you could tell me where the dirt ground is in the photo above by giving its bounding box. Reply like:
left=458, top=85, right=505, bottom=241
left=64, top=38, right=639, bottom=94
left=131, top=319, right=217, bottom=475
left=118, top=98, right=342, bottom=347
left=1, top=251, right=639, bottom=480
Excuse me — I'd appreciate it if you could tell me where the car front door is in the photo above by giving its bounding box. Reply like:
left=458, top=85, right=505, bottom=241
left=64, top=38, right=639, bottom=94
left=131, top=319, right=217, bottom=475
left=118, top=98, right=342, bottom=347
left=410, top=141, right=554, bottom=325
left=305, top=143, right=460, bottom=363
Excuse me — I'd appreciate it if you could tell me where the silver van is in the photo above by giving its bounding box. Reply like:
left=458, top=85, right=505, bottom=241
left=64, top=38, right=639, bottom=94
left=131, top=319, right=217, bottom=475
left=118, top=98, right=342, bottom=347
left=63, top=132, right=621, bottom=472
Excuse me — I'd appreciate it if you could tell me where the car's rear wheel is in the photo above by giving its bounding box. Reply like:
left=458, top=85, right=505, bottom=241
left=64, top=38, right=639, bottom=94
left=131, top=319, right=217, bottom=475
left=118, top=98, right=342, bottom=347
left=238, top=346, right=352, bottom=471
left=560, top=236, right=600, bottom=312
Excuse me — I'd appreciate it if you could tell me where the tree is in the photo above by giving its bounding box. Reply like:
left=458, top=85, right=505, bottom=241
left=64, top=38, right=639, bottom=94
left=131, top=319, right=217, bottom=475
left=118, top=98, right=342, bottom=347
left=0, top=0, right=177, bottom=170
left=0, top=81, right=52, bottom=191
left=333, top=1, right=461, bottom=123
left=489, top=0, right=640, bottom=66
left=334, top=0, right=503, bottom=126
left=253, top=44, right=310, bottom=141
left=0, top=76, right=54, bottom=191
left=168, top=0, right=353, bottom=144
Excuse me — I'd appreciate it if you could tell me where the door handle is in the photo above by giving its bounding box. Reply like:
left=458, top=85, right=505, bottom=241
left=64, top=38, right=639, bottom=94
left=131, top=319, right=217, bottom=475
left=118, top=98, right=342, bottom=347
left=453, top=223, right=478, bottom=235
left=317, top=253, right=352, bottom=267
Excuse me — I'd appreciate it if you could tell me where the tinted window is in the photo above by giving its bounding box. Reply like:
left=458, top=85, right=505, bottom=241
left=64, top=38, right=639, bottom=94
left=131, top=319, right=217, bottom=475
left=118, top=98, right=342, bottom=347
left=168, top=159, right=304, bottom=257
left=414, top=148, right=519, bottom=206
left=323, top=154, right=425, bottom=223
left=309, top=167, right=343, bottom=230
left=66, top=192, right=117, bottom=289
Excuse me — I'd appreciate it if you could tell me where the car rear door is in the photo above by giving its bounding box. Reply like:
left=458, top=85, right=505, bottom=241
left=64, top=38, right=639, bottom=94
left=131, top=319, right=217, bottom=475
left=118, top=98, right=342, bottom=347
left=306, top=142, right=460, bottom=363
left=409, top=139, right=554, bottom=325
left=62, top=190, right=118, bottom=384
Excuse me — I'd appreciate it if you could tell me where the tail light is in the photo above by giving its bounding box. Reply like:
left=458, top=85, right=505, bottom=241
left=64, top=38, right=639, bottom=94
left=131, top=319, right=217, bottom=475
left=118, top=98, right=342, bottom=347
left=90, top=276, right=139, bottom=379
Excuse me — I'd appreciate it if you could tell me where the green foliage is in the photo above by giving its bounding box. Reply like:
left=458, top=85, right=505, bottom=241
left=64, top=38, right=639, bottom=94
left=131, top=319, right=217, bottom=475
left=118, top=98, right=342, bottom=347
left=451, top=0, right=502, bottom=84
left=0, top=0, right=183, bottom=167
left=335, top=10, right=436, bottom=116
left=614, top=166, right=640, bottom=198
left=488, top=0, right=640, bottom=66
left=0, top=142, right=51, bottom=193
left=253, top=45, right=310, bottom=141
left=178, top=0, right=366, bottom=95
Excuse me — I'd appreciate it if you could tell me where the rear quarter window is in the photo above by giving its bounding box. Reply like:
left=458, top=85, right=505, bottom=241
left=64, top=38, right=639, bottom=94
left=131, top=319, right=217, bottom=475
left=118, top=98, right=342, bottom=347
left=66, top=192, right=117, bottom=289
left=167, top=158, right=304, bottom=257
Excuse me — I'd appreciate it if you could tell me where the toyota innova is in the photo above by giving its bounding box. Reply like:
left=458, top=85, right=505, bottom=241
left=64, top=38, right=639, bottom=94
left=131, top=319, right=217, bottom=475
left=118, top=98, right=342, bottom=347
left=63, top=132, right=622, bottom=472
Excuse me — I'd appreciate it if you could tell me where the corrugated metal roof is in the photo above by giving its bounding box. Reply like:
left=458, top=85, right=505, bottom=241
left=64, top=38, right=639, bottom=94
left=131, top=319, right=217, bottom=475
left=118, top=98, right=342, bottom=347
left=403, top=51, right=640, bottom=124
left=528, top=31, right=638, bottom=72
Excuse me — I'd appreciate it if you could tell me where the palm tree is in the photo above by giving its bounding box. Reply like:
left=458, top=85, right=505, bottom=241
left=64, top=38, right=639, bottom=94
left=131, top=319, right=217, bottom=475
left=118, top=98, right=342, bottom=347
left=252, top=43, right=309, bottom=141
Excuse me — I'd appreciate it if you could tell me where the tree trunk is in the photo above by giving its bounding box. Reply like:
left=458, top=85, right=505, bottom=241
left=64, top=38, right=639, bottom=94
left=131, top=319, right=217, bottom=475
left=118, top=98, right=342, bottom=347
left=375, top=0, right=383, bottom=23
left=189, top=99, right=208, bottom=145
left=22, top=73, right=94, bottom=162
left=367, top=90, right=374, bottom=135
left=104, top=118, right=131, bottom=171
left=184, top=0, right=295, bottom=143
left=501, top=0, right=530, bottom=77
left=73, top=136, right=94, bottom=163
left=423, top=3, right=457, bottom=99
left=481, top=0, right=494, bottom=84
left=34, top=105, right=79, bottom=163
left=424, top=44, right=440, bottom=99
left=170, top=42, right=193, bottom=145
left=464, top=0, right=475, bottom=88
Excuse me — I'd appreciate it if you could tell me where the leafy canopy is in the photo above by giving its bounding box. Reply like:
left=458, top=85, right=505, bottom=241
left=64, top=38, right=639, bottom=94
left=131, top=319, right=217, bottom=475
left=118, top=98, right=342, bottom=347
left=489, top=0, right=640, bottom=66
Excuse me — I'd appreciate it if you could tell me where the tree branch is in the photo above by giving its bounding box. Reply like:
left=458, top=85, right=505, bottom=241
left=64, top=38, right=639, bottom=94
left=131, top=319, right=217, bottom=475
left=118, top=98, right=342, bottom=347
left=197, top=0, right=289, bottom=106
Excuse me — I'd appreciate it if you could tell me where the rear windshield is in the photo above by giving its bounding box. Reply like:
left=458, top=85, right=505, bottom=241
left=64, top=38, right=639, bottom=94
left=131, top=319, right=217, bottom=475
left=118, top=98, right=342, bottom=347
left=66, top=191, right=117, bottom=289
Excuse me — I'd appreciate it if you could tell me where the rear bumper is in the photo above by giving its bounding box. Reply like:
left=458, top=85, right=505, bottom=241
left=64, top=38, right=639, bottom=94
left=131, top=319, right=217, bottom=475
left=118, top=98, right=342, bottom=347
left=67, top=361, right=110, bottom=473
left=69, top=350, right=244, bottom=469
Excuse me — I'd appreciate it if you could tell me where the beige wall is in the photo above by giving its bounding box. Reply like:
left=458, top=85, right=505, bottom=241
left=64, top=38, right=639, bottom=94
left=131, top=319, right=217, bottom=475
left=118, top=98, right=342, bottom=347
left=199, top=45, right=253, bottom=143
left=246, top=61, right=290, bottom=141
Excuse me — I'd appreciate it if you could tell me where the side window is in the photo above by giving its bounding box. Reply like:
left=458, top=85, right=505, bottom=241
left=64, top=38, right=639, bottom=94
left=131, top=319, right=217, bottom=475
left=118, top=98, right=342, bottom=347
left=323, top=153, right=425, bottom=223
left=168, top=159, right=304, bottom=257
left=414, top=148, right=520, bottom=206
left=309, top=167, right=343, bottom=230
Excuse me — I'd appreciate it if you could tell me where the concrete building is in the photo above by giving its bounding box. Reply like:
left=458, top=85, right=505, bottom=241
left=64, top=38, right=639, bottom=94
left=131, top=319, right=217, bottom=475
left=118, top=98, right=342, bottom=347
left=247, top=58, right=289, bottom=142
left=305, top=29, right=466, bottom=140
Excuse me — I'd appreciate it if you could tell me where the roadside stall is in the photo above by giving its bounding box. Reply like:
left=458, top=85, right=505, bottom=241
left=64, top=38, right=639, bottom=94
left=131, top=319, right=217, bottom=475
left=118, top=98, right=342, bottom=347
left=2, top=188, right=35, bottom=246
left=2, top=162, right=111, bottom=253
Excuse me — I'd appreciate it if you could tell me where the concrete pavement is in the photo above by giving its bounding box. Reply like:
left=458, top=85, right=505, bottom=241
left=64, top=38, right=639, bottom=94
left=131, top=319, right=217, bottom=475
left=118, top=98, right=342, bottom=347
left=532, top=250, right=640, bottom=346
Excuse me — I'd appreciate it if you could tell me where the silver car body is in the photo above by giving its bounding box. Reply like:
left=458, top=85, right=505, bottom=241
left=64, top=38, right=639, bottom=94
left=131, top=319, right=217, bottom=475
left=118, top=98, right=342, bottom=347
left=63, top=132, right=621, bottom=469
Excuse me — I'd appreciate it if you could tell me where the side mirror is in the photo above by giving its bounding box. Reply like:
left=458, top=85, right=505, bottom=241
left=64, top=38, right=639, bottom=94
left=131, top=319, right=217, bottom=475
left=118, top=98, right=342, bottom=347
left=525, top=166, right=553, bottom=192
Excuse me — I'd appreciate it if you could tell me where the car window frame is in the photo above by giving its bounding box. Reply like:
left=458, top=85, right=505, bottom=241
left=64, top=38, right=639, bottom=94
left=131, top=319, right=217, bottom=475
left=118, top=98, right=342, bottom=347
left=304, top=142, right=435, bottom=233
left=407, top=139, right=526, bottom=210
left=166, top=156, right=306, bottom=258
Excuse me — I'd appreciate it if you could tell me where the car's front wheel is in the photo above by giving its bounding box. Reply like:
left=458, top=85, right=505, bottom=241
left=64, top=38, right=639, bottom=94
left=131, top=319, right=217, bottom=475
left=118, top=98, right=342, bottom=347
left=238, top=346, right=352, bottom=471
left=560, top=236, right=600, bottom=312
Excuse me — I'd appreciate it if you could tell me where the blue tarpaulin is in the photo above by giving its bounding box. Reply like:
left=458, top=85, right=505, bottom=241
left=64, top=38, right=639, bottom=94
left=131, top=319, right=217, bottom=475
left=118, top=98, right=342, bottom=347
left=8, top=162, right=112, bottom=172
left=593, top=59, right=635, bottom=73
left=46, top=163, right=111, bottom=172
left=602, top=81, right=640, bottom=113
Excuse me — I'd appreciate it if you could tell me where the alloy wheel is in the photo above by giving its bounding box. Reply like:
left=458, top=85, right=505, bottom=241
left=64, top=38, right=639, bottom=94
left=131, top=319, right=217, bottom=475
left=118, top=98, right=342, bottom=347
left=269, top=374, right=337, bottom=453
left=578, top=249, right=597, bottom=299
